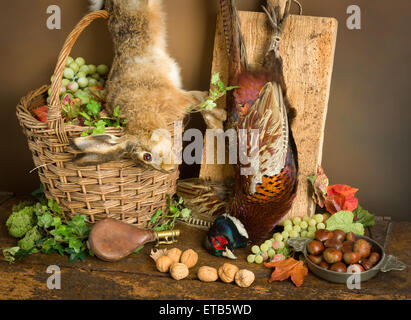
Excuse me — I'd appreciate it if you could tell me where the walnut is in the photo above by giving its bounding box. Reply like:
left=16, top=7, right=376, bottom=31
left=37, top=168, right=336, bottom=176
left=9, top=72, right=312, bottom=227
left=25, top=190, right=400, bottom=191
left=218, top=263, right=239, bottom=283
left=150, top=248, right=168, bottom=261
left=167, top=248, right=182, bottom=264
left=235, top=269, right=255, bottom=288
left=197, top=266, right=218, bottom=282
left=170, top=263, right=189, bottom=280
left=156, top=255, right=174, bottom=273
left=180, top=249, right=198, bottom=268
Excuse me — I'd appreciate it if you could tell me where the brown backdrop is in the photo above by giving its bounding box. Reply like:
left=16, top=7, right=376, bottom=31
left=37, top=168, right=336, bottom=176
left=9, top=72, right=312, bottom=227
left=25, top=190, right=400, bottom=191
left=1, top=0, right=410, bottom=221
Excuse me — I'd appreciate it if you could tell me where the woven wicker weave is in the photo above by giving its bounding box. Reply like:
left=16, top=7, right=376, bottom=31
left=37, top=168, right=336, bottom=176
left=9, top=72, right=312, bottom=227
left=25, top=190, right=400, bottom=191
left=16, top=10, right=179, bottom=227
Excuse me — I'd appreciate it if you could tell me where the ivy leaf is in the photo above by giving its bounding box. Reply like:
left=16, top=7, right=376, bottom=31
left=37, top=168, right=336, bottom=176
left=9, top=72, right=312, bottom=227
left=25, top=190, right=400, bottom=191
left=113, top=106, right=121, bottom=118
left=37, top=213, right=53, bottom=229
left=353, top=205, right=375, bottom=227
left=86, top=100, right=101, bottom=117
left=217, top=80, right=225, bottom=92
left=203, top=100, right=217, bottom=111
left=211, top=73, right=221, bottom=85
left=92, top=120, right=107, bottom=135
left=169, top=206, right=179, bottom=214
left=325, top=211, right=365, bottom=235
left=150, top=209, right=163, bottom=224
left=79, top=112, right=91, bottom=121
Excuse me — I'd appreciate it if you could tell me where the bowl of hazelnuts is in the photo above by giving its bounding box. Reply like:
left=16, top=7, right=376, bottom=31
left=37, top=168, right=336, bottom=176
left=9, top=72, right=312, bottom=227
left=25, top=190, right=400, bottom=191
left=287, top=229, right=406, bottom=284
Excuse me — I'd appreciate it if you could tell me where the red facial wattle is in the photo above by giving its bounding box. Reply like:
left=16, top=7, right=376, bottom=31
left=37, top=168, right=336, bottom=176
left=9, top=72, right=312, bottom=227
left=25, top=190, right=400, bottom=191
left=212, top=236, right=228, bottom=251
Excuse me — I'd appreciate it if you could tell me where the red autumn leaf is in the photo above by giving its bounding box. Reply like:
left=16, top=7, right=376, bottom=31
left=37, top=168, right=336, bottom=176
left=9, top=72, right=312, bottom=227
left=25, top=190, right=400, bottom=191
left=325, top=184, right=359, bottom=215
left=265, top=257, right=308, bottom=287
left=32, top=105, right=48, bottom=123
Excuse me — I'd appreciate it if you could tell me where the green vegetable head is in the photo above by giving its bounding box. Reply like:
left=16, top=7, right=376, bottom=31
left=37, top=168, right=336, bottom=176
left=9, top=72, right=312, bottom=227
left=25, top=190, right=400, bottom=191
left=18, top=226, right=43, bottom=251
left=6, top=207, right=37, bottom=238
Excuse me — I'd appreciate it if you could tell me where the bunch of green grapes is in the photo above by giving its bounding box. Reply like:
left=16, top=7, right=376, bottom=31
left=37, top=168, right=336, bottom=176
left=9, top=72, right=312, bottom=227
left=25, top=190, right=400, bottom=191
left=48, top=57, right=109, bottom=101
left=279, top=214, right=329, bottom=240
left=246, top=213, right=329, bottom=264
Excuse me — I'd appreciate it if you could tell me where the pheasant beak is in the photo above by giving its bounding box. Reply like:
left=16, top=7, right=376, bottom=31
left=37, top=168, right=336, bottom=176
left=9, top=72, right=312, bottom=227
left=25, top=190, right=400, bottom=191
left=222, top=248, right=237, bottom=260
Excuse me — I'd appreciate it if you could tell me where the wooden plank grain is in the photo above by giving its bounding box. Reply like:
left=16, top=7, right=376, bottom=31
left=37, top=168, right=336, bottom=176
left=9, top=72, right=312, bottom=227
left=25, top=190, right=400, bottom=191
left=200, top=12, right=338, bottom=219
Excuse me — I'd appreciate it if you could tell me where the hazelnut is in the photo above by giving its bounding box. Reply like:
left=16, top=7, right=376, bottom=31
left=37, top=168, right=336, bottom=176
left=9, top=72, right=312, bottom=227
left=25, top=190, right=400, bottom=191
left=180, top=249, right=198, bottom=268
left=235, top=269, right=255, bottom=288
left=197, top=266, right=218, bottom=282
left=156, top=255, right=174, bottom=273
left=167, top=248, right=182, bottom=264
left=170, top=263, right=189, bottom=280
left=218, top=263, right=239, bottom=283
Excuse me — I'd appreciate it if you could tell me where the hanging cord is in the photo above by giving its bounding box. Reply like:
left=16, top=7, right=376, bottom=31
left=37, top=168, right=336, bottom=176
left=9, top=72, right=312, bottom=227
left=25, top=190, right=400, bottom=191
left=262, top=0, right=303, bottom=54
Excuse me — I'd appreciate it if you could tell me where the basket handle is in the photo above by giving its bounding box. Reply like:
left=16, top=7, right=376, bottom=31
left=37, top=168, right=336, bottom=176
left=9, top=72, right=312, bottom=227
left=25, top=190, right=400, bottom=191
left=48, top=10, right=109, bottom=144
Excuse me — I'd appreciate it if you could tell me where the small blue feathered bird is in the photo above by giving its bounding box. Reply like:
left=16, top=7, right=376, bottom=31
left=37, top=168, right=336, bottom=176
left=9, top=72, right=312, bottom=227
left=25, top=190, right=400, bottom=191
left=204, top=214, right=249, bottom=259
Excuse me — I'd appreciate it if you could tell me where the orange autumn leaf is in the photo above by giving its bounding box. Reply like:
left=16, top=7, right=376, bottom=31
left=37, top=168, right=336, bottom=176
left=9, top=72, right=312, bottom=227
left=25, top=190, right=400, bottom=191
left=264, top=257, right=308, bottom=287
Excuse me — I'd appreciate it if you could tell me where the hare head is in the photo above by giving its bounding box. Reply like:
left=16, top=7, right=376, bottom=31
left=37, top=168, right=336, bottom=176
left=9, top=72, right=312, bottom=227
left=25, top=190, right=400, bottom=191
left=70, top=128, right=177, bottom=172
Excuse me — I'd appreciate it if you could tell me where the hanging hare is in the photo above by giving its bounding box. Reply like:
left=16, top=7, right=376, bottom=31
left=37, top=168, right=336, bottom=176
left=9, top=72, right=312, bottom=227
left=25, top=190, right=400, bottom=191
left=72, top=0, right=224, bottom=172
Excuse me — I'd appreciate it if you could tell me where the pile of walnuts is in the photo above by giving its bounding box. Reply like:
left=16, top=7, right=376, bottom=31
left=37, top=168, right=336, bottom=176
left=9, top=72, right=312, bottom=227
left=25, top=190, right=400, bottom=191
left=151, top=248, right=255, bottom=288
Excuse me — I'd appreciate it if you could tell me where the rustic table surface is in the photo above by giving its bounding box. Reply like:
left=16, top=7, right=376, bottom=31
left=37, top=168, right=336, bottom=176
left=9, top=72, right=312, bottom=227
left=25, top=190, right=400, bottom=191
left=0, top=196, right=409, bottom=300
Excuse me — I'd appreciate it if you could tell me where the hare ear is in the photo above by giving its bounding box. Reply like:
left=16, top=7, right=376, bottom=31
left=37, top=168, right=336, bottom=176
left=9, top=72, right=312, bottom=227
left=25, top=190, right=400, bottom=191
left=70, top=135, right=130, bottom=166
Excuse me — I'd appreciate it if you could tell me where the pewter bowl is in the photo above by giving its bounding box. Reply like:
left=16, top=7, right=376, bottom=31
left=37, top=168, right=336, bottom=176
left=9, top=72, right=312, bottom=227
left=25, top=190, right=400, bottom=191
left=288, top=235, right=406, bottom=284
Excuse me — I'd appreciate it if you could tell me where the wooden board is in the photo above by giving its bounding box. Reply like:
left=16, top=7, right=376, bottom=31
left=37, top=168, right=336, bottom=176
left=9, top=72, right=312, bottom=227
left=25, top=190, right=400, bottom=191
left=0, top=196, right=409, bottom=300
left=200, top=12, right=338, bottom=219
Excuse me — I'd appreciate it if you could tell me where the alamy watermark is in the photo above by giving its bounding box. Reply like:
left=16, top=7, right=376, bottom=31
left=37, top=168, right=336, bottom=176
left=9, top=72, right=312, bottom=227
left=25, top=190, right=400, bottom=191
left=46, top=265, right=61, bottom=290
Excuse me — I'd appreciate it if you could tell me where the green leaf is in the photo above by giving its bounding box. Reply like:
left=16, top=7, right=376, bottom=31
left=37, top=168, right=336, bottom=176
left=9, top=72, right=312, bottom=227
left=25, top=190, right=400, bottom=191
left=113, top=106, right=121, bottom=118
left=169, top=206, right=179, bottom=215
left=92, top=120, right=107, bottom=135
left=79, top=112, right=91, bottom=121
left=69, top=238, right=83, bottom=253
left=150, top=209, right=163, bottom=224
left=180, top=208, right=191, bottom=221
left=37, top=213, right=53, bottom=229
left=325, top=211, right=365, bottom=235
left=133, top=246, right=144, bottom=254
left=225, top=86, right=240, bottom=91
left=217, top=80, right=225, bottom=92
left=211, top=73, right=221, bottom=85
left=86, top=100, right=101, bottom=116
left=2, top=247, right=20, bottom=264
left=203, top=99, right=217, bottom=111
left=353, top=205, right=375, bottom=227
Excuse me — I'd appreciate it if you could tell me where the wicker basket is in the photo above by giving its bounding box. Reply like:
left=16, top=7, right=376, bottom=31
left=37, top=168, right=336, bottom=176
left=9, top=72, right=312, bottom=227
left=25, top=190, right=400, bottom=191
left=16, top=10, right=180, bottom=228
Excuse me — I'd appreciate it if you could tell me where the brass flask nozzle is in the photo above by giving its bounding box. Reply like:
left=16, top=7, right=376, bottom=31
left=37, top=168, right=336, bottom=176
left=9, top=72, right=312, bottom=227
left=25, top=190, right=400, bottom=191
left=154, top=229, right=181, bottom=246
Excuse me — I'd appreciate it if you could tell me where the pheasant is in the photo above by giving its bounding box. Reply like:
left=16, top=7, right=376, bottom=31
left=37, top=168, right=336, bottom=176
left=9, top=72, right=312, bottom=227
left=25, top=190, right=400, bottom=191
left=220, top=0, right=299, bottom=242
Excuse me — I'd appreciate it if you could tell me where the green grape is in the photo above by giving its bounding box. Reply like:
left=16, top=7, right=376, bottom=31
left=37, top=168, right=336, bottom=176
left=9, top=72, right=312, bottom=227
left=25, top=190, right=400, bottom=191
left=78, top=77, right=89, bottom=88
left=260, top=243, right=269, bottom=252
left=292, top=225, right=301, bottom=233
left=289, top=230, right=299, bottom=238
left=48, top=88, right=52, bottom=96
left=281, top=231, right=289, bottom=240
left=69, top=62, right=80, bottom=73
left=316, top=222, right=326, bottom=230
left=66, top=56, right=74, bottom=66
left=91, top=73, right=101, bottom=80
left=307, top=231, right=316, bottom=239
left=303, top=216, right=311, bottom=222
left=308, top=219, right=317, bottom=227
left=97, top=64, right=109, bottom=75
left=264, top=240, right=273, bottom=248
left=88, top=64, right=97, bottom=74
left=278, top=241, right=285, bottom=249
left=50, top=75, right=55, bottom=83
left=300, top=231, right=308, bottom=238
left=67, top=82, right=79, bottom=92
left=87, top=78, right=98, bottom=87
left=247, top=254, right=256, bottom=263
left=255, top=255, right=263, bottom=264
left=268, top=248, right=275, bottom=259
left=284, top=225, right=293, bottom=233
left=60, top=86, right=67, bottom=95
left=283, top=219, right=292, bottom=227
left=75, top=57, right=86, bottom=67
left=251, top=245, right=260, bottom=254
left=98, top=79, right=105, bottom=87
left=62, top=79, right=70, bottom=87
left=292, top=217, right=301, bottom=225
left=63, top=68, right=75, bottom=80
left=79, top=65, right=90, bottom=75
left=76, top=71, right=87, bottom=79
left=314, top=214, right=324, bottom=224
left=308, top=225, right=317, bottom=233
left=300, top=221, right=308, bottom=230
left=273, top=233, right=283, bottom=242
